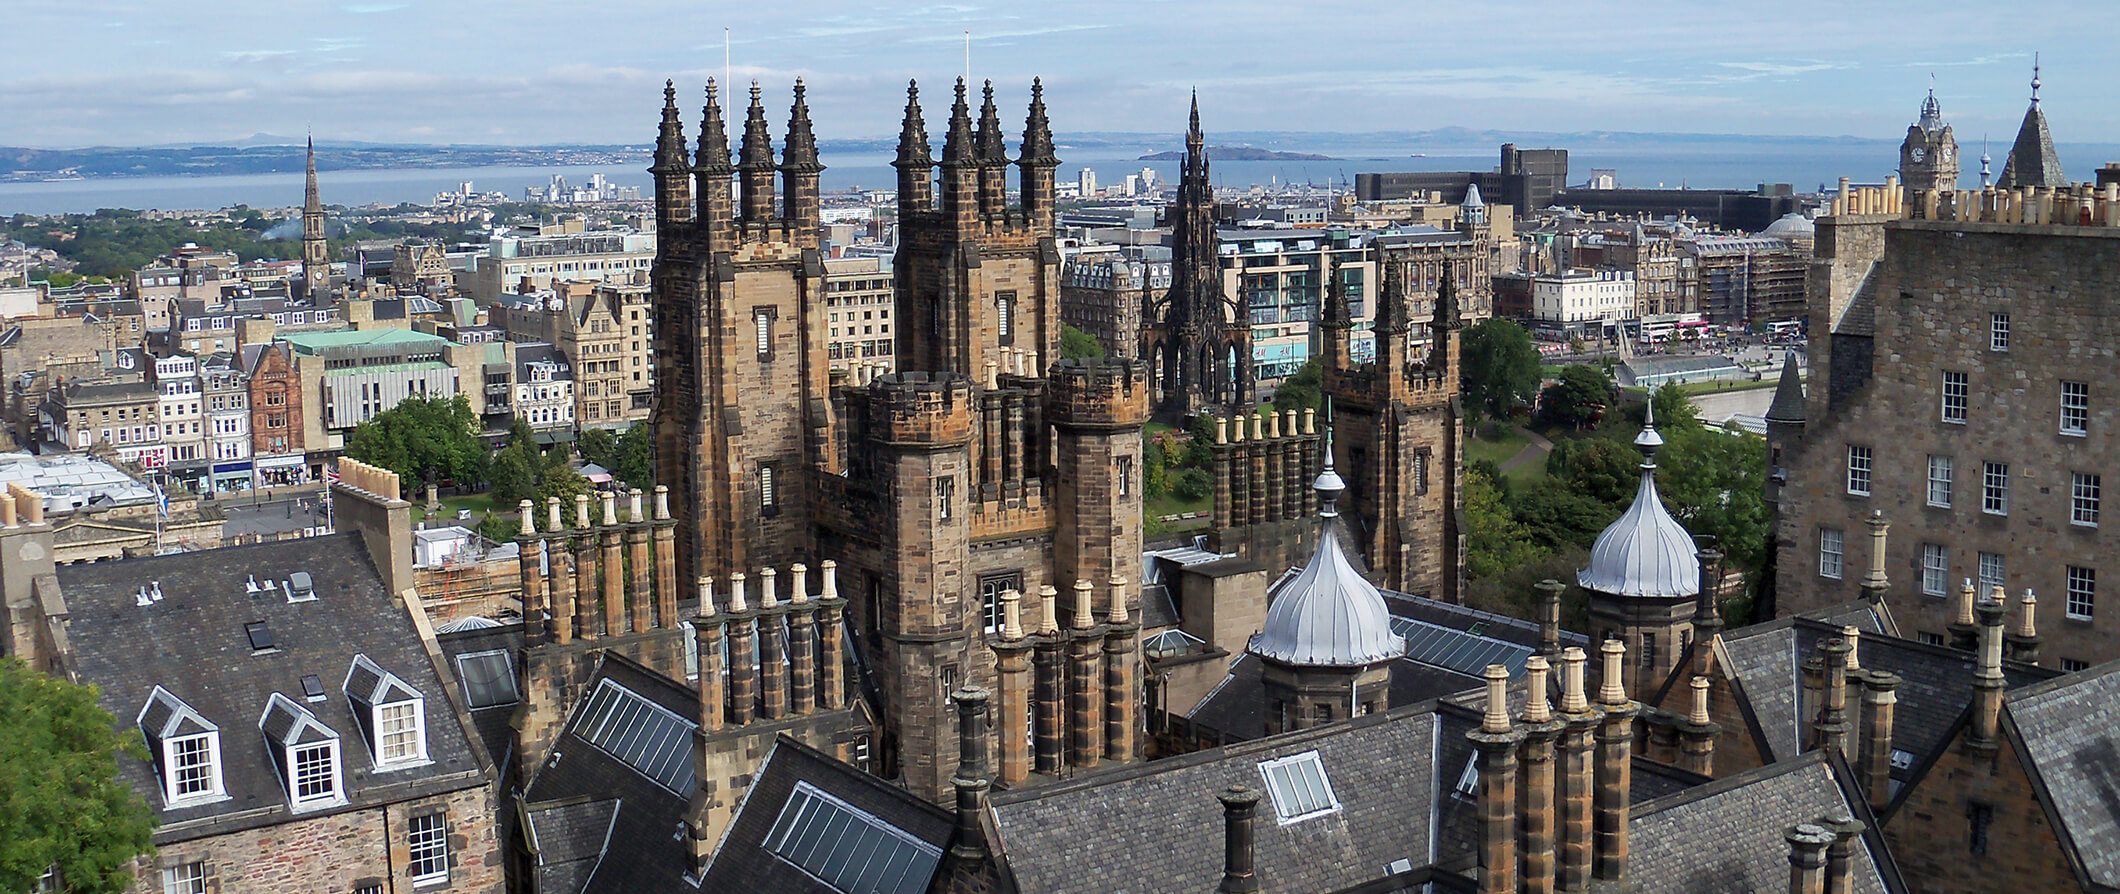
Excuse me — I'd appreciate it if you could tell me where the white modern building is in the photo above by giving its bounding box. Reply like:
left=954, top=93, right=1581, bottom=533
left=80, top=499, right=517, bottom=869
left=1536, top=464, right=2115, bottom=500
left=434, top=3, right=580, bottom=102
left=1532, top=268, right=1637, bottom=335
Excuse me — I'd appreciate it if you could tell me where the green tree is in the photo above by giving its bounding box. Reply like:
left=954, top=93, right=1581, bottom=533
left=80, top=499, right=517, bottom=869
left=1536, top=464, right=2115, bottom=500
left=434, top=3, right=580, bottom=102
left=344, top=395, right=484, bottom=487
left=1270, top=358, right=1322, bottom=413
left=1648, top=381, right=1703, bottom=430
left=1459, top=318, right=1543, bottom=424
left=488, top=423, right=589, bottom=507
left=1538, top=364, right=1613, bottom=430
left=1059, top=323, right=1105, bottom=361
left=0, top=658, right=156, bottom=893
left=1143, top=436, right=1171, bottom=499
left=1655, top=424, right=1771, bottom=574
left=1508, top=485, right=1621, bottom=552
left=1183, top=415, right=1216, bottom=469
left=1546, top=437, right=1641, bottom=508
left=611, top=423, right=654, bottom=490
left=1173, top=467, right=1212, bottom=501
left=577, top=428, right=618, bottom=469
left=1464, top=466, right=1546, bottom=580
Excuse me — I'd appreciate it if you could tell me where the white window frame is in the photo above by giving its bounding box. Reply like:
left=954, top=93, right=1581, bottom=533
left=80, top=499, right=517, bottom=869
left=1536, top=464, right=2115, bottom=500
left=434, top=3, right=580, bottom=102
left=1982, top=462, right=2010, bottom=515
left=375, top=698, right=428, bottom=767
left=1819, top=528, right=1844, bottom=580
left=2074, top=473, right=2102, bottom=527
left=1990, top=312, right=2009, bottom=351
left=164, top=731, right=224, bottom=804
left=161, top=862, right=207, bottom=894
left=2067, top=566, right=2096, bottom=621
left=2061, top=380, right=2089, bottom=436
left=408, top=812, right=450, bottom=885
left=1921, top=543, right=1948, bottom=597
left=1846, top=445, right=1872, bottom=496
left=1941, top=370, right=1968, bottom=423
left=1926, top=455, right=1953, bottom=508
left=1979, top=552, right=2006, bottom=595
left=760, top=463, right=777, bottom=509
left=289, top=741, right=342, bottom=807
left=1258, top=750, right=1342, bottom=824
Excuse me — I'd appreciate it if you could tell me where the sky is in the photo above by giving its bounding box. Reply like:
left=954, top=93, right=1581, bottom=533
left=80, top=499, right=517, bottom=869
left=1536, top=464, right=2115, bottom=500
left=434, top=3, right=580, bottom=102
left=4, top=1, right=2116, bottom=148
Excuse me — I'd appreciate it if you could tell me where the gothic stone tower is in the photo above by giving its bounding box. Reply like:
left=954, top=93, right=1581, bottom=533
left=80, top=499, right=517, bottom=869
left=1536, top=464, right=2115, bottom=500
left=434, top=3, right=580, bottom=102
left=1145, top=94, right=1250, bottom=419
left=301, top=137, right=329, bottom=299
left=1898, top=87, right=1958, bottom=205
left=1322, top=251, right=1465, bottom=602
left=894, top=79, right=1061, bottom=379
left=651, top=79, right=833, bottom=590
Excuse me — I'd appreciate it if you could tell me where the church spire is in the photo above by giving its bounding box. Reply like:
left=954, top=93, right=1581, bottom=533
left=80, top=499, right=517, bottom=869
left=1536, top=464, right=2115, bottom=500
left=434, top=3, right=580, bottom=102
left=302, top=134, right=328, bottom=298
left=738, top=81, right=777, bottom=222
left=651, top=80, right=694, bottom=227
left=975, top=79, right=1006, bottom=163
left=1997, top=57, right=2065, bottom=189
left=941, top=78, right=976, bottom=168
left=1019, top=78, right=1054, bottom=166
left=894, top=80, right=934, bottom=218
left=781, top=79, right=821, bottom=173
left=695, top=79, right=731, bottom=174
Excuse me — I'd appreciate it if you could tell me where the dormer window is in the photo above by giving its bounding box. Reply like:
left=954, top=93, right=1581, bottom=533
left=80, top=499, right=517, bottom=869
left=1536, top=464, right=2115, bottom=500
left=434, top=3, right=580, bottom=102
left=259, top=693, right=344, bottom=810
left=138, top=686, right=225, bottom=806
left=344, top=654, right=428, bottom=769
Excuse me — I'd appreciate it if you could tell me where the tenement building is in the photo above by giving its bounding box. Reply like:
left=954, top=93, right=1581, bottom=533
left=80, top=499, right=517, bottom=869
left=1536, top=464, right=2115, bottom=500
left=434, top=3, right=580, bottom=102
left=1774, top=167, right=2120, bottom=669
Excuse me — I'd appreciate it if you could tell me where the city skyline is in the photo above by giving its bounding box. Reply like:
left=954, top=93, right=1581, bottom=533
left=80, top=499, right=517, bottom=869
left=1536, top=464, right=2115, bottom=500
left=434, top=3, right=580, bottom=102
left=4, top=1, right=2116, bottom=148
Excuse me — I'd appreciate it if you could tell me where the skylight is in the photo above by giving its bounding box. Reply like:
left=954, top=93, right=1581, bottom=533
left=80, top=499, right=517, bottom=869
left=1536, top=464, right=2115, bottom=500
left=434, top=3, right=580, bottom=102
left=456, top=650, right=518, bottom=709
left=572, top=678, right=696, bottom=795
left=1259, top=750, right=1341, bottom=823
left=766, top=781, right=942, bottom=894
left=245, top=621, right=275, bottom=652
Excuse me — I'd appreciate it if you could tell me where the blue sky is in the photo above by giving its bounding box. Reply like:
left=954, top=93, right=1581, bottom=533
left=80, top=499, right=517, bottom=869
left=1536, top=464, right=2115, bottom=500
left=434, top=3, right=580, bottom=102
left=3, top=0, right=2113, bottom=147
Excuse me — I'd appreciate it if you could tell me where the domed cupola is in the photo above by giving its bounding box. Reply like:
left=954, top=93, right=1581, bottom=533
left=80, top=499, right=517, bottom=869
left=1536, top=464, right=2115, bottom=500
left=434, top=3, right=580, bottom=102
left=1579, top=402, right=1700, bottom=600
left=1249, top=434, right=1405, bottom=667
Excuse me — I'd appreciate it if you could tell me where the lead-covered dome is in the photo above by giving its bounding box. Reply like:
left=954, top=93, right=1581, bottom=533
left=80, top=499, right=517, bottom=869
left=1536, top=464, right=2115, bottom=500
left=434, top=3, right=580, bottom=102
left=1249, top=449, right=1405, bottom=667
left=1577, top=405, right=1700, bottom=599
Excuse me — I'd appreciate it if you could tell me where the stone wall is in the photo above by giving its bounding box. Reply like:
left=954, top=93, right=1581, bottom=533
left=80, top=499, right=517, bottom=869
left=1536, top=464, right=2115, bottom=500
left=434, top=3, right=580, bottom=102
left=1884, top=729, right=2076, bottom=893
left=133, top=783, right=503, bottom=894
left=1778, top=221, right=2120, bottom=669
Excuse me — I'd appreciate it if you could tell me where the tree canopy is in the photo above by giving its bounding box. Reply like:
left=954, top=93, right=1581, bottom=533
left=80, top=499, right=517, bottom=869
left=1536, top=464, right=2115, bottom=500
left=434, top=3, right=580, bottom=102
left=1655, top=424, right=1770, bottom=572
left=1539, top=364, right=1613, bottom=430
left=1647, top=381, right=1703, bottom=431
left=578, top=424, right=653, bottom=491
left=1271, top=358, right=1322, bottom=413
left=1058, top=323, right=1105, bottom=361
left=344, top=395, right=485, bottom=485
left=488, top=422, right=589, bottom=508
left=0, top=658, right=156, bottom=894
left=1459, top=318, right=1543, bottom=423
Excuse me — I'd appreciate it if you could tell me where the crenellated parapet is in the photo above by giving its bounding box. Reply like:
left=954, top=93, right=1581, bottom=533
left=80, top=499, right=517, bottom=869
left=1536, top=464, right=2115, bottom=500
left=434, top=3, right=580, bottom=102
left=855, top=372, right=977, bottom=448
left=1043, top=358, right=1149, bottom=431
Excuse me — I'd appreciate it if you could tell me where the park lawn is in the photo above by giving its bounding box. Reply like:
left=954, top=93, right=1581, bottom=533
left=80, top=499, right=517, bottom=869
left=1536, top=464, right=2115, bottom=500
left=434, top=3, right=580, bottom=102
left=411, top=492, right=506, bottom=525
left=1144, top=490, right=1212, bottom=539
left=1464, top=426, right=1529, bottom=469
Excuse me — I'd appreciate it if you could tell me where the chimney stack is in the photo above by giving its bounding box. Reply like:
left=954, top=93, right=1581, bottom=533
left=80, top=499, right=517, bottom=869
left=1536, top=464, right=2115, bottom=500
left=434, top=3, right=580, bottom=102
left=1103, top=574, right=1139, bottom=764
left=994, top=589, right=1033, bottom=786
left=694, top=577, right=725, bottom=732
left=1470, top=665, right=1521, bottom=894
left=1556, top=646, right=1599, bottom=892
left=1858, top=671, right=1899, bottom=813
left=1593, top=639, right=1637, bottom=882
left=1970, top=597, right=2007, bottom=752
left=1519, top=656, right=1561, bottom=894
left=788, top=564, right=817, bottom=715
left=1822, top=811, right=1866, bottom=894
left=1068, top=580, right=1105, bottom=767
left=1215, top=787, right=1263, bottom=894
left=819, top=560, right=847, bottom=711
left=1033, top=585, right=1065, bottom=775
left=1691, top=547, right=1723, bottom=678
left=1948, top=579, right=1979, bottom=650
left=1858, top=511, right=1890, bottom=604
left=1812, top=638, right=1853, bottom=759
left=1535, top=579, right=1565, bottom=658
left=948, top=687, right=993, bottom=867
left=1679, top=676, right=1719, bottom=777
left=1784, top=824, right=1833, bottom=894
left=2005, top=589, right=2041, bottom=666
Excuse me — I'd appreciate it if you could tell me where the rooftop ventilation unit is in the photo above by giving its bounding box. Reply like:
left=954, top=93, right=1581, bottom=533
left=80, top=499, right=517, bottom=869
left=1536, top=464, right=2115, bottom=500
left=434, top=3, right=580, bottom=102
left=287, top=572, right=315, bottom=603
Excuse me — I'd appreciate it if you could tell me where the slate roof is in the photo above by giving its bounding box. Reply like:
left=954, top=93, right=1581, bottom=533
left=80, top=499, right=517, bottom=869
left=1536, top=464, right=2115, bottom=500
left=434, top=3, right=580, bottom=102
left=435, top=623, right=526, bottom=776
left=990, top=706, right=1439, bottom=893
left=1627, top=751, right=1899, bottom=893
left=57, top=533, right=488, bottom=843
left=1713, top=614, right=2055, bottom=776
left=524, top=797, right=619, bottom=894
left=520, top=654, right=698, bottom=894
left=701, top=735, right=953, bottom=894
left=1765, top=350, right=1806, bottom=424
left=1138, top=581, right=1180, bottom=630
left=1997, top=95, right=2066, bottom=189
left=2004, top=661, right=2120, bottom=889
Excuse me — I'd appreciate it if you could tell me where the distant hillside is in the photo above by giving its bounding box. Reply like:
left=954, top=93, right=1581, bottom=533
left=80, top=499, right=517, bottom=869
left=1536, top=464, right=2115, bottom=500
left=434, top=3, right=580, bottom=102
left=1138, top=146, right=1337, bottom=161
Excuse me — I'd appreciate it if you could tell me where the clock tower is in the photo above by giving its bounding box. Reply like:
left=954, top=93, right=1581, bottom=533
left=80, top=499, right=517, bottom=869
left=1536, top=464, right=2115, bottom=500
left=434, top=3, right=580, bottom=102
left=1899, top=86, right=1958, bottom=204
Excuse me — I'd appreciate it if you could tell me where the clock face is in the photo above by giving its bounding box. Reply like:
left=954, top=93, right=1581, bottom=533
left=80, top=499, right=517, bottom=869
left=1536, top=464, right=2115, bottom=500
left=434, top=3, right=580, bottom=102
left=1941, top=147, right=1954, bottom=163
left=1910, top=146, right=1926, bottom=163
